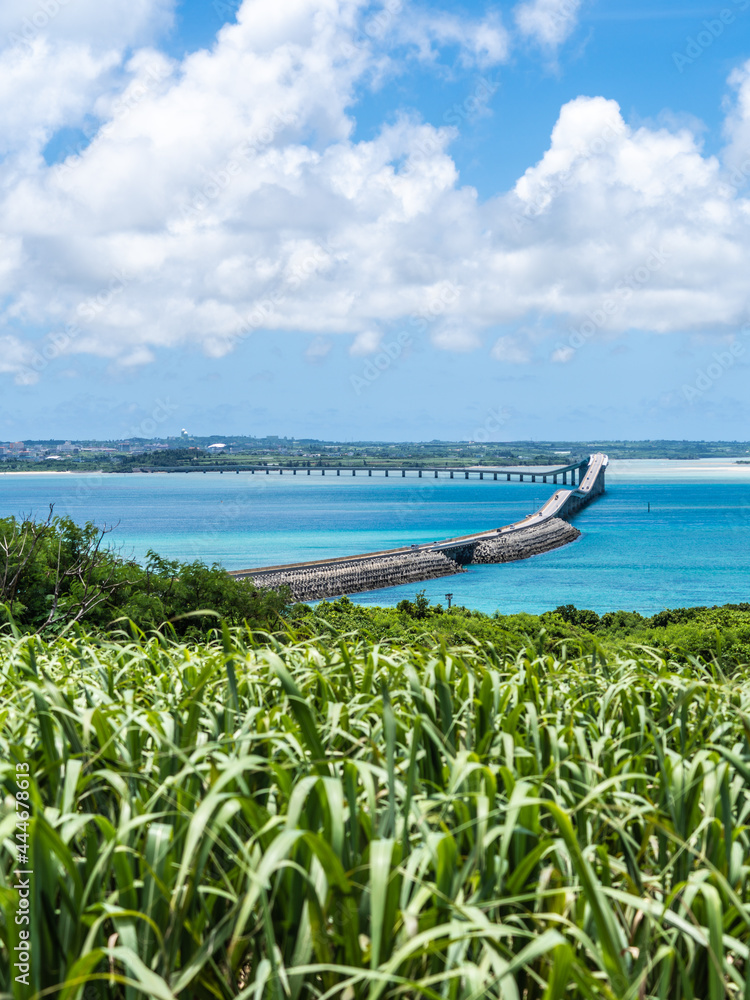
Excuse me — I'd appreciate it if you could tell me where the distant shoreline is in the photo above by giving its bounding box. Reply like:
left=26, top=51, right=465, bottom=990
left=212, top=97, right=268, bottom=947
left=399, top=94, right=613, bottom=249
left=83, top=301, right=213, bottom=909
left=3, top=457, right=750, bottom=478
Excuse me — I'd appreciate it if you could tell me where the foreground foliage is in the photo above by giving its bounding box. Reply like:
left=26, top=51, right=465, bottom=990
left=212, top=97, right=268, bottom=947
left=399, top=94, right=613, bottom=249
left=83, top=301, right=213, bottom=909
left=3, top=629, right=750, bottom=998
left=294, top=594, right=750, bottom=667
left=0, top=510, right=290, bottom=636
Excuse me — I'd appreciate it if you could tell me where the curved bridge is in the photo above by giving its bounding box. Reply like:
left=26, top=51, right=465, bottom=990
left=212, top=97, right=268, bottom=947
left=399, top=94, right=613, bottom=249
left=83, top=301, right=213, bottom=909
left=156, top=458, right=590, bottom=483
left=230, top=454, right=608, bottom=602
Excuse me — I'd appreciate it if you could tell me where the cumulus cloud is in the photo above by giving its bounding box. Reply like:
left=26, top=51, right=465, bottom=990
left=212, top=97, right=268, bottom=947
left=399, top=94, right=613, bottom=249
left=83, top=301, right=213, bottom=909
left=397, top=9, right=510, bottom=69
left=723, top=60, right=750, bottom=178
left=0, top=335, right=37, bottom=383
left=513, top=0, right=582, bottom=50
left=0, top=0, right=174, bottom=49
left=1, top=0, right=750, bottom=383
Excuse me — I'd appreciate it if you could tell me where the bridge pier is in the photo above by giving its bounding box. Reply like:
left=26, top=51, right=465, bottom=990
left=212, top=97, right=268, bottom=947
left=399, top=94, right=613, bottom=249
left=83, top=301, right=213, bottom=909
left=507, top=473, right=511, bottom=481
left=368, top=469, right=372, bottom=476
left=465, top=471, right=469, bottom=479
left=385, top=469, right=389, bottom=477
left=434, top=470, right=438, bottom=478
left=352, top=469, right=356, bottom=476
left=419, top=470, right=422, bottom=478
left=402, top=469, right=405, bottom=477
left=480, top=472, right=484, bottom=480
left=307, top=469, right=311, bottom=475
left=337, top=469, right=340, bottom=476
left=450, top=470, right=454, bottom=479
left=563, top=472, right=567, bottom=484
left=520, top=474, right=524, bottom=482
left=532, top=475, right=536, bottom=483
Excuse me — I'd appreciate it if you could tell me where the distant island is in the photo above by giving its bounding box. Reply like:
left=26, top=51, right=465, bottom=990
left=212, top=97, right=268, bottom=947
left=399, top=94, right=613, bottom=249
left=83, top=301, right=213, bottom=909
left=1, top=436, right=749, bottom=473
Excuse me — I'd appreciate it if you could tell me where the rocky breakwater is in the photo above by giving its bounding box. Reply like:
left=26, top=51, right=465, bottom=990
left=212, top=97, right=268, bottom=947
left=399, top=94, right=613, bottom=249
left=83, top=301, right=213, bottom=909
left=443, top=517, right=580, bottom=566
left=243, top=519, right=579, bottom=601
left=232, top=453, right=607, bottom=601
left=247, top=548, right=465, bottom=603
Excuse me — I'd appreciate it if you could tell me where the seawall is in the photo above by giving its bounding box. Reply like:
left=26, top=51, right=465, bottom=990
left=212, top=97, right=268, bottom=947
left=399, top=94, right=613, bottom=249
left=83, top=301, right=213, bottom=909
left=250, top=549, right=465, bottom=603
left=232, top=453, right=608, bottom=601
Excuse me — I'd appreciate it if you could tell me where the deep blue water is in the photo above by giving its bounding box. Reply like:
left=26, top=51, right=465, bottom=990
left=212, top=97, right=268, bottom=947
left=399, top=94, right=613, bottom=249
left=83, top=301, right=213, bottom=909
left=1, top=466, right=749, bottom=614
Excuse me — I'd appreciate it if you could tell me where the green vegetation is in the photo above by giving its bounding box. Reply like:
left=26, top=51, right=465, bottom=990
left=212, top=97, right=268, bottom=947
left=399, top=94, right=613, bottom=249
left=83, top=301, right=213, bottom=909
left=3, top=508, right=750, bottom=667
left=0, top=510, right=289, bottom=637
left=4, top=437, right=750, bottom=473
left=293, top=593, right=750, bottom=668
left=3, top=627, right=750, bottom=998
left=4, top=515, right=750, bottom=996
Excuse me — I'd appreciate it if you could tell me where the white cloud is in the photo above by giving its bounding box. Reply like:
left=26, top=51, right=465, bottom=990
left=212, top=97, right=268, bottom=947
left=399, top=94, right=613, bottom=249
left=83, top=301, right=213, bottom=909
left=0, top=40, right=120, bottom=154
left=550, top=345, right=575, bottom=363
left=723, top=60, right=750, bottom=179
left=350, top=330, right=382, bottom=355
left=490, top=335, right=531, bottom=363
left=0, top=335, right=38, bottom=383
left=306, top=336, right=334, bottom=362
left=0, top=0, right=175, bottom=160
left=514, top=0, right=582, bottom=50
left=397, top=9, right=510, bottom=69
left=1, top=0, right=750, bottom=382
left=0, top=0, right=174, bottom=49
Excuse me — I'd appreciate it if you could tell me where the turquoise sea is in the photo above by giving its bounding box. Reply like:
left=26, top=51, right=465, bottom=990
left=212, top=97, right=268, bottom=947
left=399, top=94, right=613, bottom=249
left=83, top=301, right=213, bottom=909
left=1, top=460, right=749, bottom=615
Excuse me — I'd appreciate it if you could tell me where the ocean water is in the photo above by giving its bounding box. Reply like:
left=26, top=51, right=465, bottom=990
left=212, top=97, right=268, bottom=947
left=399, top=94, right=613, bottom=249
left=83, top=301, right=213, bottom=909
left=1, top=460, right=749, bottom=615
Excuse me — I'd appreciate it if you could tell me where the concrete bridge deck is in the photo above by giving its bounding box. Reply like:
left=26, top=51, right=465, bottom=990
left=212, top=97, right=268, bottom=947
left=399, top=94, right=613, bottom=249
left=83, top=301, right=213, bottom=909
left=158, top=459, right=590, bottom=485
left=229, top=453, right=608, bottom=598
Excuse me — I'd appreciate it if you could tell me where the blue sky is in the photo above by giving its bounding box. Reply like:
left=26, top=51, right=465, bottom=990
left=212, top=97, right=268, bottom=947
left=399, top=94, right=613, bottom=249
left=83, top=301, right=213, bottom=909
left=0, top=0, right=749, bottom=441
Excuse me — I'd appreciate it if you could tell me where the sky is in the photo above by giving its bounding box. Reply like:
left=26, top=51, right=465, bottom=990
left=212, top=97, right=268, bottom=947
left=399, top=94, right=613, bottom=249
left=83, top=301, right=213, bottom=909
left=1, top=0, right=750, bottom=442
